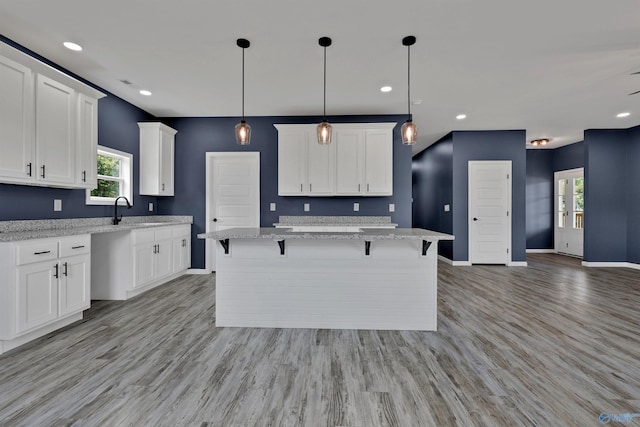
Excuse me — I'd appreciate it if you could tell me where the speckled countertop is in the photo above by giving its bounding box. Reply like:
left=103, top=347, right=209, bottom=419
left=0, top=216, right=192, bottom=242
left=198, top=227, right=454, bottom=241
left=273, top=215, right=397, bottom=227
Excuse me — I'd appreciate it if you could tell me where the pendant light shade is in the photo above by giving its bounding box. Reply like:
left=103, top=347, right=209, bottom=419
left=401, top=36, right=417, bottom=145
left=235, top=38, right=251, bottom=145
left=317, top=37, right=332, bottom=145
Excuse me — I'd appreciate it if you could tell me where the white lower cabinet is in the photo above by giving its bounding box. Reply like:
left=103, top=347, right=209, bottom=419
left=91, top=224, right=192, bottom=300
left=1, top=234, right=91, bottom=354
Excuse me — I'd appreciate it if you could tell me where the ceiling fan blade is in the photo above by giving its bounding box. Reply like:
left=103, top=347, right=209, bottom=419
left=629, top=90, right=640, bottom=95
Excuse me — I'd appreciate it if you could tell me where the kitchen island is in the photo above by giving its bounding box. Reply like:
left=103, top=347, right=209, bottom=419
left=198, top=227, right=453, bottom=331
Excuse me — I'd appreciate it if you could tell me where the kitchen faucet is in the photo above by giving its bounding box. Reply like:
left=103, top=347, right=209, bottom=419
left=113, top=196, right=132, bottom=225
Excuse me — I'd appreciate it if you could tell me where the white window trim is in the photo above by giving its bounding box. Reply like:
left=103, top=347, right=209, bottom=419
left=85, top=145, right=134, bottom=206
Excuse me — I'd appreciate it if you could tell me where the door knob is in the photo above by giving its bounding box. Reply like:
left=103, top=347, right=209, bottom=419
left=473, top=217, right=479, bottom=221
left=213, top=218, right=218, bottom=222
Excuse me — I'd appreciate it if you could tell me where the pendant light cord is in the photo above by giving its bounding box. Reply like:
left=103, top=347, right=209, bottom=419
left=323, top=45, right=327, bottom=120
left=407, top=43, right=411, bottom=119
left=242, top=47, right=245, bottom=120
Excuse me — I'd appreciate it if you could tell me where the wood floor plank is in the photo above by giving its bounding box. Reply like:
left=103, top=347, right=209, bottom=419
left=0, top=254, right=639, bottom=426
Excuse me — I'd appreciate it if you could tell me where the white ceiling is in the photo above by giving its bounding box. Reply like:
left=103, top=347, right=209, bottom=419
left=1, top=0, right=639, bottom=154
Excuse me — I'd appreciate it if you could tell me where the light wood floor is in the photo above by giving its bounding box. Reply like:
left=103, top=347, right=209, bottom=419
left=0, top=254, right=638, bottom=426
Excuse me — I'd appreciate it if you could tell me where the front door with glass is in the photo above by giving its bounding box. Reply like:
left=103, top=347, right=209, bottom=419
left=554, top=168, right=584, bottom=257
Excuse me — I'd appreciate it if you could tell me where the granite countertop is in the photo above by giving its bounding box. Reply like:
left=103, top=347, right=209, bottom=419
left=273, top=215, right=398, bottom=227
left=0, top=216, right=193, bottom=242
left=198, top=227, right=454, bottom=242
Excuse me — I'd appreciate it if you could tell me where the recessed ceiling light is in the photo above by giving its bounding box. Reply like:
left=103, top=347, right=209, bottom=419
left=456, top=114, right=467, bottom=120
left=139, top=90, right=152, bottom=96
left=617, top=112, right=630, bottom=118
left=63, top=42, right=82, bottom=51
left=380, top=86, right=392, bottom=93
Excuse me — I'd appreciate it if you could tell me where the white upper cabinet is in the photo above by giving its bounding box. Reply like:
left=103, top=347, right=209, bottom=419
left=277, top=123, right=394, bottom=197
left=138, top=122, right=177, bottom=196
left=0, top=43, right=105, bottom=189
left=35, top=74, right=75, bottom=185
left=0, top=55, right=33, bottom=180
left=76, top=94, right=98, bottom=188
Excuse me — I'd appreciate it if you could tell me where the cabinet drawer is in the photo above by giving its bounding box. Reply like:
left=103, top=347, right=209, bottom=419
left=154, top=227, right=172, bottom=241
left=16, top=240, right=58, bottom=265
left=132, top=229, right=155, bottom=245
left=171, top=225, right=191, bottom=238
left=59, top=235, right=91, bottom=257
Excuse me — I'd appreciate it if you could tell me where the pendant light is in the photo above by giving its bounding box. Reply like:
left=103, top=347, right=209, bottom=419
left=235, top=38, right=251, bottom=145
left=401, top=36, right=417, bottom=145
left=317, top=37, right=332, bottom=145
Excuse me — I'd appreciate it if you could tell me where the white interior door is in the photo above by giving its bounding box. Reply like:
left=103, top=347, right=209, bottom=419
left=469, top=161, right=512, bottom=265
left=554, top=168, right=584, bottom=257
left=206, top=152, right=260, bottom=272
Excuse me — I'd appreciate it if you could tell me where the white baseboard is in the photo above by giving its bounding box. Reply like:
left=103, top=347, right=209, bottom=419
left=508, top=261, right=528, bottom=267
left=526, top=249, right=556, bottom=253
left=438, top=255, right=472, bottom=266
left=187, top=268, right=210, bottom=275
left=582, top=261, right=640, bottom=270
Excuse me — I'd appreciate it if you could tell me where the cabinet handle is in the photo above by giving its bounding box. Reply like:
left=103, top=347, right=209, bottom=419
left=358, top=184, right=361, bottom=192
left=367, top=183, right=370, bottom=192
left=162, top=183, right=165, bottom=191
left=153, top=244, right=157, bottom=254
left=53, top=263, right=59, bottom=279
left=63, top=262, right=68, bottom=277
left=300, top=183, right=303, bottom=192
left=71, top=245, right=85, bottom=249
left=310, top=183, right=312, bottom=192
left=82, top=170, right=86, bottom=182
left=27, top=162, right=32, bottom=177
left=157, top=244, right=160, bottom=254
left=182, top=239, right=186, bottom=247
left=41, top=165, right=46, bottom=179
left=34, top=250, right=51, bottom=255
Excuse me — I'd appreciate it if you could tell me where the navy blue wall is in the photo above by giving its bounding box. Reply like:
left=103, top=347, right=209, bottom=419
left=157, top=115, right=412, bottom=269
left=0, top=36, right=158, bottom=221
left=451, top=131, right=527, bottom=262
left=628, top=126, right=640, bottom=264
left=583, top=130, right=628, bottom=262
left=526, top=149, right=554, bottom=249
left=553, top=141, right=584, bottom=172
left=412, top=134, right=453, bottom=258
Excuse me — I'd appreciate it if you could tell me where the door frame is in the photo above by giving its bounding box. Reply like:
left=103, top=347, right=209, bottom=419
left=205, top=152, right=260, bottom=273
left=554, top=167, right=584, bottom=257
left=468, top=160, right=512, bottom=265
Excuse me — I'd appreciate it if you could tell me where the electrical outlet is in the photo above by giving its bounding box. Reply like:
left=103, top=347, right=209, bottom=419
left=353, top=203, right=359, bottom=212
left=304, top=203, right=310, bottom=212
left=149, top=202, right=154, bottom=212
left=444, top=204, right=450, bottom=212
left=270, top=203, right=276, bottom=211
left=389, top=203, right=395, bottom=212
left=54, top=199, right=62, bottom=212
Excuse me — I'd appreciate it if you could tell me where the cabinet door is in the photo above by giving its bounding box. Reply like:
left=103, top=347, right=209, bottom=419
left=35, top=74, right=75, bottom=185
left=335, top=129, right=364, bottom=195
left=133, top=242, right=155, bottom=288
left=58, top=254, right=90, bottom=317
left=0, top=54, right=34, bottom=181
left=154, top=239, right=173, bottom=279
left=364, top=128, right=393, bottom=195
left=307, top=136, right=335, bottom=195
left=172, top=236, right=191, bottom=273
left=159, top=129, right=174, bottom=195
left=277, top=128, right=308, bottom=195
left=76, top=94, right=98, bottom=188
left=16, top=262, right=58, bottom=334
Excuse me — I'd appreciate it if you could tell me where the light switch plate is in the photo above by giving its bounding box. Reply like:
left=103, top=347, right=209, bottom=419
left=353, top=203, right=359, bottom=212
left=270, top=203, right=276, bottom=211
left=149, top=202, right=154, bottom=211
left=444, top=204, right=450, bottom=212
left=389, top=203, right=395, bottom=212
left=304, top=203, right=310, bottom=212
left=54, top=199, right=62, bottom=212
